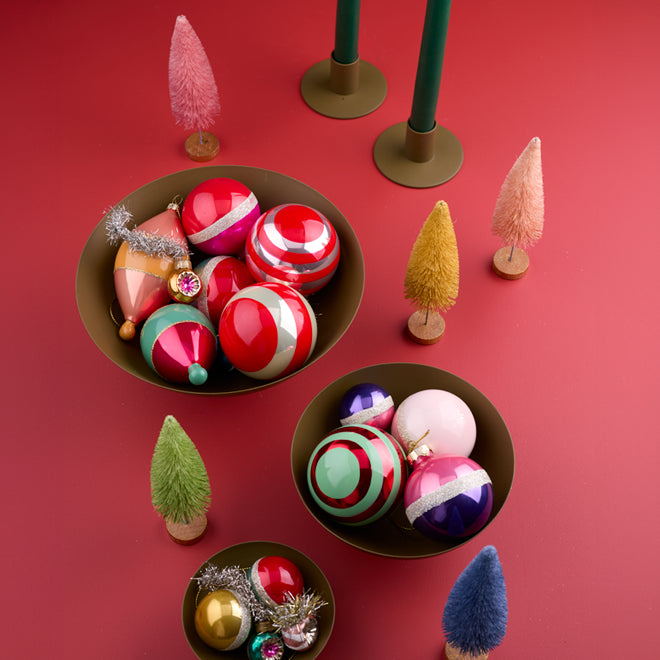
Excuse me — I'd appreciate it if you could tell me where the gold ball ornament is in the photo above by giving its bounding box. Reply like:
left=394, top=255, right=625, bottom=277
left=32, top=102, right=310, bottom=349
left=194, top=589, right=252, bottom=651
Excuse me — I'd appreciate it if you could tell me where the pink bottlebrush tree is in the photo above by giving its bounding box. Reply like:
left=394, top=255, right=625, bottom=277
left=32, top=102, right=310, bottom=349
left=169, top=15, right=221, bottom=160
left=491, top=137, right=544, bottom=278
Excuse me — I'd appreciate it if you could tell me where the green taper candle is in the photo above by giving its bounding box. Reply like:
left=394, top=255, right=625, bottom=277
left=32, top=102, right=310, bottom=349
left=334, top=0, right=360, bottom=64
left=409, top=0, right=452, bottom=133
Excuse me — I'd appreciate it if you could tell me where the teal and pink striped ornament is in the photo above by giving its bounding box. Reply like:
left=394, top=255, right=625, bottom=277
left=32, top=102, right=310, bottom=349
left=306, top=424, right=407, bottom=526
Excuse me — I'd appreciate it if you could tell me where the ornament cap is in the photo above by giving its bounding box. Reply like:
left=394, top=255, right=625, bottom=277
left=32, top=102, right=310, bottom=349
left=119, top=319, right=136, bottom=341
left=188, top=363, right=208, bottom=386
left=407, top=443, right=432, bottom=467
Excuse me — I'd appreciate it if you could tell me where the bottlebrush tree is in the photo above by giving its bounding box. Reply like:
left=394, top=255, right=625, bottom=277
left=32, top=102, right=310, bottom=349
left=442, top=545, right=508, bottom=659
left=168, top=15, right=221, bottom=161
left=491, top=137, right=544, bottom=279
left=404, top=200, right=459, bottom=344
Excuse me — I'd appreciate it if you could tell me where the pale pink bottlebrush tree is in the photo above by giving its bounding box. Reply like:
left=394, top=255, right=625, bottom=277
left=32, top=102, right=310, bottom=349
left=491, top=137, right=544, bottom=278
left=169, top=15, right=221, bottom=161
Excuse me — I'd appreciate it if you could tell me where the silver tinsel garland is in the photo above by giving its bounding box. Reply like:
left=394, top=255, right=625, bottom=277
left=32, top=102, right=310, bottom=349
left=105, top=204, right=190, bottom=259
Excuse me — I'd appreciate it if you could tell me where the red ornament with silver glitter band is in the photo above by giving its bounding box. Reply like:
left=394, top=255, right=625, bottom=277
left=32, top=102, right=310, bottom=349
left=218, top=282, right=317, bottom=380
left=194, top=255, right=255, bottom=328
left=245, top=203, right=340, bottom=295
left=181, top=177, right=261, bottom=256
left=404, top=453, right=494, bottom=540
left=249, top=556, right=305, bottom=608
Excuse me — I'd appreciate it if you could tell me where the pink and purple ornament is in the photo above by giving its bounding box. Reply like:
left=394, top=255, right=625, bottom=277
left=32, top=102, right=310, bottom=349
left=339, top=383, right=394, bottom=430
left=245, top=203, right=340, bottom=295
left=392, top=389, right=477, bottom=458
left=140, top=304, right=217, bottom=385
left=404, top=454, right=493, bottom=540
left=306, top=424, right=407, bottom=526
left=249, top=556, right=305, bottom=608
left=194, top=255, right=255, bottom=327
left=218, top=282, right=317, bottom=380
left=181, top=177, right=261, bottom=256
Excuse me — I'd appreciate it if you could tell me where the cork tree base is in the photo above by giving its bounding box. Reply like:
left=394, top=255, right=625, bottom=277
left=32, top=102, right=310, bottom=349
left=166, top=514, right=208, bottom=545
left=185, top=132, right=220, bottom=162
left=492, top=246, right=529, bottom=280
left=445, top=641, right=489, bottom=660
left=406, top=310, right=445, bottom=344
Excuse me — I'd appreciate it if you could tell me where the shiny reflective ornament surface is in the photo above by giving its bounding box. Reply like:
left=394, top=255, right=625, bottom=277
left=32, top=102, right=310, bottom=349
left=392, top=389, right=477, bottom=457
left=247, top=630, right=284, bottom=660
left=307, top=424, right=407, bottom=525
left=249, top=556, right=305, bottom=607
left=219, top=282, right=317, bottom=380
left=246, top=203, right=340, bottom=295
left=281, top=615, right=319, bottom=652
left=194, top=256, right=255, bottom=328
left=404, top=453, right=493, bottom=539
left=194, top=589, right=252, bottom=651
left=113, top=206, right=187, bottom=340
left=339, top=382, right=394, bottom=429
left=182, top=177, right=261, bottom=256
left=140, top=304, right=217, bottom=385
left=168, top=258, right=202, bottom=304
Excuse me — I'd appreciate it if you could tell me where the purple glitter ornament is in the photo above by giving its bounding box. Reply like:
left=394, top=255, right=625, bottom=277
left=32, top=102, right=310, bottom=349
left=338, top=383, right=394, bottom=430
left=404, top=453, right=493, bottom=540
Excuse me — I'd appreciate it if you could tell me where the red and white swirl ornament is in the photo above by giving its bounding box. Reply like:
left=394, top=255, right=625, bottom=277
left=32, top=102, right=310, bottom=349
left=245, top=204, right=340, bottom=295
left=218, top=282, right=317, bottom=380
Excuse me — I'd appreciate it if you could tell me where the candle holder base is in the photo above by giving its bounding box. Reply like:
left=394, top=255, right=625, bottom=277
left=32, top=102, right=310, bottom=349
left=301, top=57, right=387, bottom=119
left=373, top=121, right=463, bottom=188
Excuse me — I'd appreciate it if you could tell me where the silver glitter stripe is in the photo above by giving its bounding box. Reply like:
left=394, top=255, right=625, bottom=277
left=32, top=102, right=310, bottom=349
left=392, top=399, right=414, bottom=450
left=195, top=256, right=228, bottom=319
left=405, top=469, right=491, bottom=524
left=187, top=192, right=258, bottom=245
left=340, top=396, right=394, bottom=425
left=249, top=561, right=275, bottom=607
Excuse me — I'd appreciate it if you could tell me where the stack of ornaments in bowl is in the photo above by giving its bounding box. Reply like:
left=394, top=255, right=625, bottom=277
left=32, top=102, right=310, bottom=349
left=106, top=177, right=340, bottom=386
left=306, top=383, right=494, bottom=541
left=191, top=555, right=327, bottom=658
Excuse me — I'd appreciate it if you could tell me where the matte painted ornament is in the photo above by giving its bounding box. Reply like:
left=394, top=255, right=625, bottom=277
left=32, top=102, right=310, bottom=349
left=339, top=382, right=394, bottom=429
left=194, top=588, right=252, bottom=651
left=392, top=389, right=477, bottom=457
left=218, top=282, right=317, bottom=381
left=140, top=304, right=217, bottom=385
left=113, top=206, right=188, bottom=340
left=307, top=424, right=407, bottom=526
left=249, top=556, right=305, bottom=608
left=181, top=177, right=261, bottom=256
left=281, top=615, right=319, bottom=652
left=245, top=203, right=340, bottom=295
left=247, top=629, right=284, bottom=660
left=404, top=453, right=493, bottom=540
left=194, top=255, right=255, bottom=328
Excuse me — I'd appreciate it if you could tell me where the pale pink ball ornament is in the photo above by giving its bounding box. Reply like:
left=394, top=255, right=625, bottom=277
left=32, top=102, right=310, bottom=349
left=391, top=389, right=477, bottom=458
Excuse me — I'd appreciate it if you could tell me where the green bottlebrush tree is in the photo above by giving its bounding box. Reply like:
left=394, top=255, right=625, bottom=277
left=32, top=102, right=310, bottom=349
left=150, top=415, right=210, bottom=525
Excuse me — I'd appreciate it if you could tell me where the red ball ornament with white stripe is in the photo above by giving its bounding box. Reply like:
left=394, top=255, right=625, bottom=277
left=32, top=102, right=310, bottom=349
left=181, top=177, right=261, bottom=256
left=245, top=203, right=340, bottom=295
left=249, top=556, right=305, bottom=608
left=218, top=282, right=317, bottom=380
left=194, top=255, right=255, bottom=328
left=404, top=452, right=494, bottom=540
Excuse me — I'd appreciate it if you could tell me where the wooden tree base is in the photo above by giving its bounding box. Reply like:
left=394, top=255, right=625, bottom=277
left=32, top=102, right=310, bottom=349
left=406, top=310, right=445, bottom=344
left=492, top=246, right=529, bottom=280
left=165, top=514, right=207, bottom=545
left=445, top=641, right=489, bottom=660
left=185, top=132, right=220, bottom=162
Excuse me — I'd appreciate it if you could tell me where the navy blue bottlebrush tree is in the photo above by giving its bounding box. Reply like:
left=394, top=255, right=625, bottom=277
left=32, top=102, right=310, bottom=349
left=442, top=545, right=508, bottom=659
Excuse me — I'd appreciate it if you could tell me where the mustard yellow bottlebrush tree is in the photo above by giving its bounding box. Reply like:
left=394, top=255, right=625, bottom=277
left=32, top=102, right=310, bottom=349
left=404, top=200, right=459, bottom=344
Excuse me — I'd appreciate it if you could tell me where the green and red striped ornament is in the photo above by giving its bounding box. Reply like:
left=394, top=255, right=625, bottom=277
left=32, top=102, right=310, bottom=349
left=306, top=424, right=407, bottom=525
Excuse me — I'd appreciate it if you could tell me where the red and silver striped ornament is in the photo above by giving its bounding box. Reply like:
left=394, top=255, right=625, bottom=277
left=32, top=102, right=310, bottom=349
left=218, top=282, right=317, bottom=380
left=245, top=204, right=340, bottom=295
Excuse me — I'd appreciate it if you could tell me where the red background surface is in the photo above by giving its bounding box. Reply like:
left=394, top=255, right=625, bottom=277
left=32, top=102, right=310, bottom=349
left=2, top=1, right=659, bottom=657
